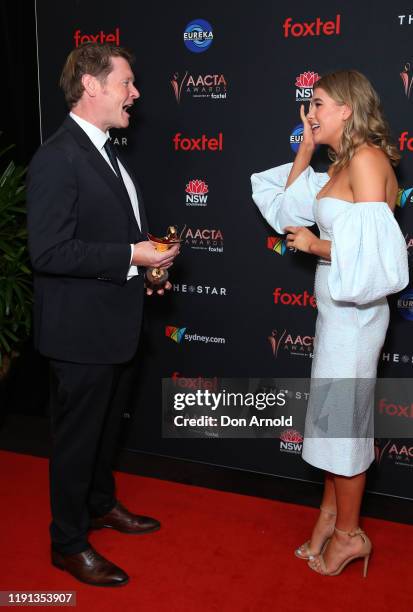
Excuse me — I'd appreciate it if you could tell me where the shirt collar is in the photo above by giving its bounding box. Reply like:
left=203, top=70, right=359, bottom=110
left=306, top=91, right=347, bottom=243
left=69, top=112, right=109, bottom=151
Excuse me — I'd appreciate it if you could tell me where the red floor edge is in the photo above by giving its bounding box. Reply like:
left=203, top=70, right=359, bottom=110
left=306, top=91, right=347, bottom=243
left=0, top=450, right=412, bottom=612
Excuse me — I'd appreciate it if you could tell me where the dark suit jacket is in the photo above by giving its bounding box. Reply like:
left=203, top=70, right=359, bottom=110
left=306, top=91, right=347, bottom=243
left=27, top=116, right=148, bottom=364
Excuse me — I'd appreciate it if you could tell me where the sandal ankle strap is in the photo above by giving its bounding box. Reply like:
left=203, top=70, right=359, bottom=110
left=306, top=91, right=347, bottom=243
left=334, top=526, right=366, bottom=542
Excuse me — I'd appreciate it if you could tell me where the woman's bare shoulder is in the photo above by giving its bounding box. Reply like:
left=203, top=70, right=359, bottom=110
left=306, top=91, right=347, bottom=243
left=350, top=145, right=390, bottom=170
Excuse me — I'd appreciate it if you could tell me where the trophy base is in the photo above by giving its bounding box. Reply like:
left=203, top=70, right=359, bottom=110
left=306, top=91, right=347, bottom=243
left=145, top=267, right=169, bottom=289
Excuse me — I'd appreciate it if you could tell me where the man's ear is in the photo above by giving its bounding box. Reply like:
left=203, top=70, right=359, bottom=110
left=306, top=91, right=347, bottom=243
left=82, top=74, right=97, bottom=97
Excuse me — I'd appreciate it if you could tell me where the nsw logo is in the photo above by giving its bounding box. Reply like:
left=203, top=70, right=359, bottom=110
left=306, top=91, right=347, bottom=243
left=165, top=326, right=186, bottom=343
left=183, top=19, right=213, bottom=53
left=295, top=71, right=320, bottom=102
left=279, top=429, right=303, bottom=454
left=185, top=179, right=209, bottom=206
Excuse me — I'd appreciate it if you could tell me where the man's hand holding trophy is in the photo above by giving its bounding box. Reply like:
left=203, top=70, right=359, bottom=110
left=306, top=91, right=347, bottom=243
left=131, top=226, right=181, bottom=296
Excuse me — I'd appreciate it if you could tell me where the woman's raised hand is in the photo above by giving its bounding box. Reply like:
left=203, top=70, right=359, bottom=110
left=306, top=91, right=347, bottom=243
left=300, top=103, right=316, bottom=152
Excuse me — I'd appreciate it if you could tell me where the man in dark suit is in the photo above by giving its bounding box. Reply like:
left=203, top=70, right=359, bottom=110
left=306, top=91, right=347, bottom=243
left=26, top=43, right=179, bottom=587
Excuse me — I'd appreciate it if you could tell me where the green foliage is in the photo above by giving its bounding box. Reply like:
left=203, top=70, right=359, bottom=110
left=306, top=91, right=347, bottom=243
left=0, top=146, right=32, bottom=370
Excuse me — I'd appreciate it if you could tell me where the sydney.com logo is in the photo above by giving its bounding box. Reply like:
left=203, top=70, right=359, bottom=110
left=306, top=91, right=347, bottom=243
left=165, top=326, right=226, bottom=345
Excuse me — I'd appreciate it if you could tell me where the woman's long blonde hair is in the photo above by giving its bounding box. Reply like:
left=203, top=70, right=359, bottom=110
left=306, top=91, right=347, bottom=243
left=315, top=70, right=400, bottom=170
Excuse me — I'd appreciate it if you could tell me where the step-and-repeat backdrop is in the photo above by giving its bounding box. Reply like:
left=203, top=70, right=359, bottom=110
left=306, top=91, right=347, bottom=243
left=35, top=1, right=413, bottom=499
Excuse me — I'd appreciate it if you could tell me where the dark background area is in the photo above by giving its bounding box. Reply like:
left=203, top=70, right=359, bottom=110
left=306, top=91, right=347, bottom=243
left=1, top=0, right=48, bottom=418
left=1, top=1, right=40, bottom=163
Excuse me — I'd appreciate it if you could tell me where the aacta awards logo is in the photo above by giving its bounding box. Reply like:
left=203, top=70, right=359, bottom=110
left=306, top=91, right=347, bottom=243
left=387, top=442, right=413, bottom=466
left=267, top=236, right=287, bottom=255
left=279, top=429, right=303, bottom=454
left=397, top=187, right=413, bottom=207
left=400, top=62, right=413, bottom=99
left=173, top=133, right=223, bottom=152
left=282, top=15, right=341, bottom=38
left=374, top=439, right=392, bottom=465
left=73, top=28, right=120, bottom=47
left=183, top=226, right=224, bottom=253
left=183, top=19, right=213, bottom=53
left=295, top=71, right=320, bottom=102
left=268, top=329, right=314, bottom=358
left=171, top=72, right=227, bottom=102
left=185, top=179, right=209, bottom=206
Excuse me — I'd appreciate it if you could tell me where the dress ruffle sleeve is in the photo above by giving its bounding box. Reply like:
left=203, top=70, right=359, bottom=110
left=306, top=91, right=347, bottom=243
left=328, top=202, right=409, bottom=305
left=251, top=162, right=329, bottom=234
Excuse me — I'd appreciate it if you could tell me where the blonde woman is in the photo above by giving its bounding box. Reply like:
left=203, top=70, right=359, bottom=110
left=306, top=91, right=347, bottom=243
left=251, top=71, right=408, bottom=577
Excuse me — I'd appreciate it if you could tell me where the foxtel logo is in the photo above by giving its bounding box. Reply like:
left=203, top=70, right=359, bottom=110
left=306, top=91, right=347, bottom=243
left=273, top=287, right=316, bottom=308
left=173, top=132, right=223, bottom=151
left=378, top=399, right=413, bottom=418
left=73, top=28, right=120, bottom=47
left=399, top=131, right=413, bottom=151
left=171, top=372, right=219, bottom=391
left=283, top=15, right=341, bottom=38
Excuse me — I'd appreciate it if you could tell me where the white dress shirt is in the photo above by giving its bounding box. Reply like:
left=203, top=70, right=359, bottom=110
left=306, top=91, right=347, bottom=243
left=69, top=112, right=140, bottom=279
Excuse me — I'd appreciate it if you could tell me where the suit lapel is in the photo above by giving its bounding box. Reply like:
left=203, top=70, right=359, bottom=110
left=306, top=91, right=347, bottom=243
left=63, top=117, right=141, bottom=235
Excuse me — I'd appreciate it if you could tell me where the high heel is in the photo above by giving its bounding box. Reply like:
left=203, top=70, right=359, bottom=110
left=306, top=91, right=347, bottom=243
left=294, top=505, right=336, bottom=560
left=307, top=527, right=372, bottom=577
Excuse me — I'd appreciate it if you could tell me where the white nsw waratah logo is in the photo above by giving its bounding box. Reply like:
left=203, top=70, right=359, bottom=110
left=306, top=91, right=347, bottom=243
left=185, top=179, right=209, bottom=206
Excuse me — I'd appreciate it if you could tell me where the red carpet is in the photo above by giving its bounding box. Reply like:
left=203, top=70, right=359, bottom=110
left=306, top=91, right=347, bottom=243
left=0, top=450, right=412, bottom=612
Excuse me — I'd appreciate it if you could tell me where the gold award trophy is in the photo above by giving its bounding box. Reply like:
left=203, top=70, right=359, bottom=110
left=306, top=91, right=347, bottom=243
left=145, top=226, right=181, bottom=289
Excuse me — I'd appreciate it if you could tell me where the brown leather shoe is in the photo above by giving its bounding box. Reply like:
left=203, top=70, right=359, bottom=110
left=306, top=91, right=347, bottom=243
left=52, top=546, right=129, bottom=587
left=90, top=501, right=161, bottom=534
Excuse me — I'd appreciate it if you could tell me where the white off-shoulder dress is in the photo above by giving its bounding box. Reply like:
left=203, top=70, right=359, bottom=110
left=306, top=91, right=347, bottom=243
left=251, top=163, right=409, bottom=476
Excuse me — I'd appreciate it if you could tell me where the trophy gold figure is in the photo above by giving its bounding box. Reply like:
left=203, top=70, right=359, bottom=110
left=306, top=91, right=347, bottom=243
left=145, top=225, right=181, bottom=289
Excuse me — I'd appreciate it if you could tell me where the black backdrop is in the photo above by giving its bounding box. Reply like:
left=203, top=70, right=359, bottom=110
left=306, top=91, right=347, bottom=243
left=35, top=0, right=413, bottom=499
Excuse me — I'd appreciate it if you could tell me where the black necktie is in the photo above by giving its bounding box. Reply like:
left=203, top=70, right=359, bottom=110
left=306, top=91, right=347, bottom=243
left=103, top=138, right=141, bottom=233
left=104, top=138, right=123, bottom=179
